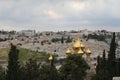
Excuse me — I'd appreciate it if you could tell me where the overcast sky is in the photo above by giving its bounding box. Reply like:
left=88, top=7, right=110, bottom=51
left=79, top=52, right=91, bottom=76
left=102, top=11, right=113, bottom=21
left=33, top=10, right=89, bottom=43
left=0, top=0, right=120, bottom=32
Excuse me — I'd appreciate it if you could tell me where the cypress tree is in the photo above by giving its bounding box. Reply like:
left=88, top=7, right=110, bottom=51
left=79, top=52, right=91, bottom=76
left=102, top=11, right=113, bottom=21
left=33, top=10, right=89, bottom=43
left=102, top=50, right=106, bottom=61
left=96, top=50, right=107, bottom=73
left=91, top=51, right=111, bottom=80
left=96, top=55, right=101, bottom=74
left=101, top=50, right=109, bottom=72
left=108, top=32, right=116, bottom=78
left=6, top=44, right=20, bottom=80
left=101, top=50, right=107, bottom=69
left=61, top=36, right=64, bottom=44
left=108, top=32, right=116, bottom=61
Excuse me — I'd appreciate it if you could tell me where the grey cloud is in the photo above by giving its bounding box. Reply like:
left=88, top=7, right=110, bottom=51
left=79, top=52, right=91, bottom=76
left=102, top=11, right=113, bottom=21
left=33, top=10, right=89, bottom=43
left=0, top=0, right=120, bottom=31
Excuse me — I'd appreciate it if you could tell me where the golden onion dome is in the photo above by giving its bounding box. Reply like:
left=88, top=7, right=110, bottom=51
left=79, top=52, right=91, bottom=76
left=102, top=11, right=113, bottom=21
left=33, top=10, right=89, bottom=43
left=73, top=38, right=81, bottom=52
left=77, top=48, right=84, bottom=55
left=86, top=48, right=91, bottom=54
left=66, top=48, right=71, bottom=55
left=73, top=38, right=81, bottom=47
left=48, top=54, right=53, bottom=61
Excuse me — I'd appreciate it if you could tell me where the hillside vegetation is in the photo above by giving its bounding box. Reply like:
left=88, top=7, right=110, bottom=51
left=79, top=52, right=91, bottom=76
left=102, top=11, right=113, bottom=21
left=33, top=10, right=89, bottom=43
left=0, top=48, right=49, bottom=64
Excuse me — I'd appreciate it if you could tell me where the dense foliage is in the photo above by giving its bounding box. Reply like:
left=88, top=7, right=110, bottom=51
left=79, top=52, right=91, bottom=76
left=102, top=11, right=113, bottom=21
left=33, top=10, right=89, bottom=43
left=6, top=44, right=20, bottom=80
left=51, top=38, right=61, bottom=43
left=91, top=32, right=120, bottom=80
left=0, top=66, right=5, bottom=80
left=59, top=54, right=89, bottom=80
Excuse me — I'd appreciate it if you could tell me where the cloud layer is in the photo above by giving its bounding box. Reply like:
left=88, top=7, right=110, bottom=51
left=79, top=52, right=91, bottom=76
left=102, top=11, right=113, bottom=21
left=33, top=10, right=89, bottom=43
left=0, top=0, right=120, bottom=31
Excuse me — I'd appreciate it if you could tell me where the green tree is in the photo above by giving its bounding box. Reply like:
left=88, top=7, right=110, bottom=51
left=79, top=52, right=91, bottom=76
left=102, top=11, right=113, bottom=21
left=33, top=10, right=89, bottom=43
left=66, top=36, right=72, bottom=43
left=97, top=50, right=107, bottom=73
left=92, top=50, right=110, bottom=80
left=24, top=58, right=41, bottom=80
left=61, top=36, right=64, bottom=44
left=93, top=33, right=117, bottom=80
left=108, top=32, right=116, bottom=61
left=59, top=54, right=89, bottom=80
left=40, top=64, right=59, bottom=80
left=6, top=44, right=20, bottom=80
left=91, top=69, right=111, bottom=80
left=108, top=32, right=116, bottom=78
left=101, top=50, right=107, bottom=69
left=51, top=38, right=60, bottom=43
left=18, top=66, right=26, bottom=80
left=96, top=55, right=101, bottom=74
left=0, top=66, right=5, bottom=80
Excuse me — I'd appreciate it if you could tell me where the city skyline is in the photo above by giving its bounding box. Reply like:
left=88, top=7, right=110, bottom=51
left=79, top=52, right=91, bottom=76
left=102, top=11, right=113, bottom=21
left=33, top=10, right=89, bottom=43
left=0, top=0, right=120, bottom=32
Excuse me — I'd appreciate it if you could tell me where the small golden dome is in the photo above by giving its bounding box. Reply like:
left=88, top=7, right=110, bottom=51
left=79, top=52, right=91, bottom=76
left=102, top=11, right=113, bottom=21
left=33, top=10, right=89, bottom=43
left=73, top=38, right=81, bottom=52
left=48, top=54, right=53, bottom=61
left=66, top=48, right=71, bottom=55
left=77, top=48, right=84, bottom=55
left=80, top=43, right=85, bottom=48
left=86, top=48, right=91, bottom=54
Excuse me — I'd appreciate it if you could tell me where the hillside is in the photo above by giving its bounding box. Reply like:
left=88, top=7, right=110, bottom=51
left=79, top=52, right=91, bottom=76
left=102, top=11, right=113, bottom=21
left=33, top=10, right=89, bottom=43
left=0, top=48, right=49, bottom=65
